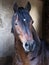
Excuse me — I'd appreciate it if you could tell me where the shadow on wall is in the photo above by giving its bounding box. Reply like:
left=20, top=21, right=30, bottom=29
left=0, top=0, right=43, bottom=57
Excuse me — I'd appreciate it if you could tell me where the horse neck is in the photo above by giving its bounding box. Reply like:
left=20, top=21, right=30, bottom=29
left=14, top=36, right=30, bottom=65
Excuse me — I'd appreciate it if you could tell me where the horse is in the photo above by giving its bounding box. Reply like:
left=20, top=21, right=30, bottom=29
left=11, top=2, right=49, bottom=65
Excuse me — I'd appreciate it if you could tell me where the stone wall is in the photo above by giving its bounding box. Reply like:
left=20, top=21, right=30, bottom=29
left=0, top=0, right=43, bottom=57
left=0, top=0, right=14, bottom=57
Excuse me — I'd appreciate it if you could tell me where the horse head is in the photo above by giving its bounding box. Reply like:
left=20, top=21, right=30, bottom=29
left=11, top=2, right=41, bottom=55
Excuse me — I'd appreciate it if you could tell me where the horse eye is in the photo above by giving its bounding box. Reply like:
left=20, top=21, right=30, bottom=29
left=15, top=23, right=18, bottom=25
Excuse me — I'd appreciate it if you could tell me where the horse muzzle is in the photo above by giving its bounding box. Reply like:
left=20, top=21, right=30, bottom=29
left=23, top=40, right=36, bottom=52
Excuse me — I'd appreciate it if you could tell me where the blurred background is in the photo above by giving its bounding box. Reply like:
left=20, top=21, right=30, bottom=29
left=0, top=0, right=49, bottom=65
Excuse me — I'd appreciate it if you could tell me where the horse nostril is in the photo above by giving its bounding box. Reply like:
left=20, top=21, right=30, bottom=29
left=25, top=43, right=29, bottom=50
left=25, top=43, right=29, bottom=47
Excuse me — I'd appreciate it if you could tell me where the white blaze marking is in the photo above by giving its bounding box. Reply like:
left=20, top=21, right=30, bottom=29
left=23, top=19, right=26, bottom=22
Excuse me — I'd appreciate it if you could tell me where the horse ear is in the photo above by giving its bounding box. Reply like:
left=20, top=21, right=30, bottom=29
left=25, top=2, right=31, bottom=12
left=13, top=2, right=18, bottom=13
